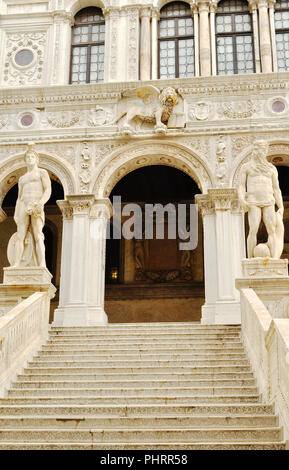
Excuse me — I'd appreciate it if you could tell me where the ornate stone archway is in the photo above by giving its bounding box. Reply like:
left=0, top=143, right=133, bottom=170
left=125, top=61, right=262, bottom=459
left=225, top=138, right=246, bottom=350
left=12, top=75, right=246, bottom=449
left=92, top=140, right=214, bottom=198
left=0, top=151, right=77, bottom=208
left=231, top=140, right=289, bottom=188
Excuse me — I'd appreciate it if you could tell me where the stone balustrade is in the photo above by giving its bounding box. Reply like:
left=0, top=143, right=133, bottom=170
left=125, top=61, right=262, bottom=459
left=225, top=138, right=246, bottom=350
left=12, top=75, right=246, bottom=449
left=239, top=287, right=289, bottom=440
left=0, top=291, right=51, bottom=397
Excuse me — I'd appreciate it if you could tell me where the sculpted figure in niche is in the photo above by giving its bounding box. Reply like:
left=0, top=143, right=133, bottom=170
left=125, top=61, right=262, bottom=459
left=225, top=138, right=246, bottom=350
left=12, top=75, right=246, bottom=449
left=8, top=144, right=51, bottom=268
left=239, top=140, right=284, bottom=259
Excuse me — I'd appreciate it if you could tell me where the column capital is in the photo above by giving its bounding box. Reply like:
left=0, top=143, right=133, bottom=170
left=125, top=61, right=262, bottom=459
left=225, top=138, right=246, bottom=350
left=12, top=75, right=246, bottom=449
left=51, top=10, right=74, bottom=25
left=57, top=200, right=73, bottom=220
left=90, top=198, right=113, bottom=220
left=66, top=194, right=95, bottom=216
left=195, top=194, right=215, bottom=216
left=140, top=7, right=152, bottom=19
left=151, top=7, right=160, bottom=20
left=196, top=188, right=241, bottom=215
left=208, top=188, right=239, bottom=211
left=196, top=0, right=211, bottom=13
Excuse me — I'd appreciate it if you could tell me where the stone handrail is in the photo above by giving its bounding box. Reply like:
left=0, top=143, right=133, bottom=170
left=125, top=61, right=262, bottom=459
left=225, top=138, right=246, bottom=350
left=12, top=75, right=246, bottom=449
left=240, top=287, right=289, bottom=440
left=0, top=291, right=50, bottom=397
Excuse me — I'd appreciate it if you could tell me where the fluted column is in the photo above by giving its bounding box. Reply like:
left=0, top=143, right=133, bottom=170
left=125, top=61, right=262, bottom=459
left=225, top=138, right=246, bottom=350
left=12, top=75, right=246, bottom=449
left=257, top=0, right=273, bottom=72
left=198, top=1, right=211, bottom=76
left=140, top=8, right=151, bottom=80
left=196, top=189, right=246, bottom=324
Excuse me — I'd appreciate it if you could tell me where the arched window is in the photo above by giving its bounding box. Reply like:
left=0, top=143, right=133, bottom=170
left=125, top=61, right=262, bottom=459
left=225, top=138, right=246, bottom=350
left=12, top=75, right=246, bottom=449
left=275, top=0, right=289, bottom=71
left=70, top=7, right=105, bottom=84
left=158, top=1, right=194, bottom=79
left=216, top=0, right=255, bottom=75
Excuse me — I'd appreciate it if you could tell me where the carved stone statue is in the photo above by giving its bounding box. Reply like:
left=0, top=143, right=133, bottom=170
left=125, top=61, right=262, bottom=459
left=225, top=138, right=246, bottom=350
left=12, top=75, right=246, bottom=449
left=114, top=85, right=179, bottom=135
left=8, top=144, right=51, bottom=268
left=239, top=139, right=284, bottom=259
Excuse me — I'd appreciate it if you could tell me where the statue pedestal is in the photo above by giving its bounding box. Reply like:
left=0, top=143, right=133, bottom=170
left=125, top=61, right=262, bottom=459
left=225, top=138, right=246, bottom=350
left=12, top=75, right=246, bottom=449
left=236, top=258, right=289, bottom=318
left=3, top=266, right=52, bottom=285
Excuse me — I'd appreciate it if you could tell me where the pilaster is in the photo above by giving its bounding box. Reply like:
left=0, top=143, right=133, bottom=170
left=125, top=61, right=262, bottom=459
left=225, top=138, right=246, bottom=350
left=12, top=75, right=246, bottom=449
left=196, top=189, right=246, bottom=324
left=251, top=0, right=273, bottom=72
left=140, top=7, right=151, bottom=81
left=197, top=0, right=211, bottom=76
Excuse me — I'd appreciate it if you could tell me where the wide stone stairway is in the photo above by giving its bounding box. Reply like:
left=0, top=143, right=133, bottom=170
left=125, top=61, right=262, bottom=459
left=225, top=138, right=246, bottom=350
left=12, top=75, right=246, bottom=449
left=0, top=323, right=286, bottom=449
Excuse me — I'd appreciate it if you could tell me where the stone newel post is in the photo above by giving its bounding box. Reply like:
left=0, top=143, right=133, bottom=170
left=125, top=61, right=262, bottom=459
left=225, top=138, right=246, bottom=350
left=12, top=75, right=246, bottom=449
left=54, top=195, right=112, bottom=326
left=196, top=189, right=246, bottom=324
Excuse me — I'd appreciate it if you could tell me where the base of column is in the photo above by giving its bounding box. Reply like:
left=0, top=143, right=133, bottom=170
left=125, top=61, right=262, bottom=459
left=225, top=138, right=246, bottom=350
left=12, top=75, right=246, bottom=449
left=201, top=301, right=241, bottom=324
left=53, top=304, right=108, bottom=326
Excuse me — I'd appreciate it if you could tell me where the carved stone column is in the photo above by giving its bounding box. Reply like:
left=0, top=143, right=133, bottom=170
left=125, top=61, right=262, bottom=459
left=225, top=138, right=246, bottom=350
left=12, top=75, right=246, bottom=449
left=56, top=200, right=73, bottom=310
left=103, top=8, right=121, bottom=82
left=140, top=8, right=151, bottom=81
left=257, top=0, right=273, bottom=72
left=88, top=199, right=113, bottom=321
left=192, top=4, right=199, bottom=77
left=54, top=195, right=110, bottom=326
left=250, top=2, right=261, bottom=73
left=196, top=189, right=246, bottom=324
left=210, top=1, right=217, bottom=76
left=151, top=8, right=159, bottom=80
left=198, top=1, right=211, bottom=76
left=269, top=0, right=278, bottom=71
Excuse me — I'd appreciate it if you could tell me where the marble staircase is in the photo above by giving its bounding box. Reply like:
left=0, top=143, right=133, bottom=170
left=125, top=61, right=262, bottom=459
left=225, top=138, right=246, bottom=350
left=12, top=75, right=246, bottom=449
left=0, top=323, right=286, bottom=449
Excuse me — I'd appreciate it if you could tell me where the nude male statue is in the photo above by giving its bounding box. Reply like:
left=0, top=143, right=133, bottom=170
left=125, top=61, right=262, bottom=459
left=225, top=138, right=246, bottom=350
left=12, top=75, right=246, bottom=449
left=13, top=145, right=51, bottom=267
left=239, top=139, right=284, bottom=259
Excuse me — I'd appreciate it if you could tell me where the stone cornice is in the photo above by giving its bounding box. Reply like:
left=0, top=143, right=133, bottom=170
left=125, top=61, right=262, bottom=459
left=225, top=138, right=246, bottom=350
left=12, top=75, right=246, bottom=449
left=0, top=73, right=288, bottom=107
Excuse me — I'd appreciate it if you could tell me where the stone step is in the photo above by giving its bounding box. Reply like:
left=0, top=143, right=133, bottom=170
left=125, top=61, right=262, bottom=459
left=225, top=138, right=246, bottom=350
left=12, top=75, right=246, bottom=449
left=7, top=386, right=259, bottom=398
left=17, top=371, right=255, bottom=381
left=48, top=332, right=241, bottom=339
left=0, top=427, right=282, bottom=443
left=0, top=442, right=285, bottom=450
left=0, top=442, right=284, bottom=450
left=0, top=395, right=262, bottom=405
left=49, top=325, right=241, bottom=333
left=12, top=378, right=257, bottom=389
left=0, top=414, right=278, bottom=429
left=50, top=323, right=240, bottom=328
left=0, top=403, right=275, bottom=417
left=23, top=365, right=253, bottom=375
left=46, top=338, right=243, bottom=345
left=42, top=343, right=245, bottom=352
left=34, top=352, right=248, bottom=361
left=28, top=359, right=250, bottom=368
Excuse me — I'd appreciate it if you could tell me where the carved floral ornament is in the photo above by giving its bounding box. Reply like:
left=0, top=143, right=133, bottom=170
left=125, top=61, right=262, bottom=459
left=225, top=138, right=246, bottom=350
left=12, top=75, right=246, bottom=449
left=92, top=142, right=213, bottom=198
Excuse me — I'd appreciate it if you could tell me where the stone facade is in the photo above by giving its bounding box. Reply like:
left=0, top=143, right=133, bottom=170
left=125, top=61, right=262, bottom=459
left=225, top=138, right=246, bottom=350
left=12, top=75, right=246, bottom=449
left=0, top=0, right=289, bottom=325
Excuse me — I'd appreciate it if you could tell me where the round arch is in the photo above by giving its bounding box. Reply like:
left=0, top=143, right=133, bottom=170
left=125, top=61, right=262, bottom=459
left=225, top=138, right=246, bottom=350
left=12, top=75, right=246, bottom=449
left=91, top=140, right=214, bottom=198
left=0, top=151, right=77, bottom=208
left=68, top=0, right=106, bottom=16
left=157, top=0, right=192, bottom=9
left=231, top=140, right=289, bottom=188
